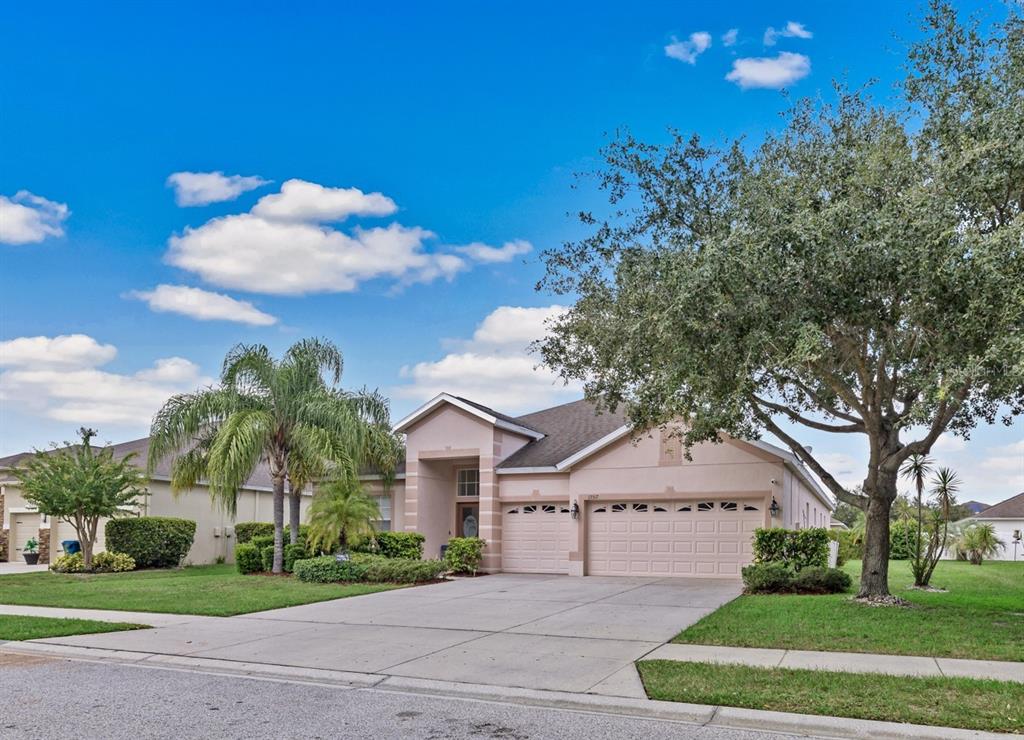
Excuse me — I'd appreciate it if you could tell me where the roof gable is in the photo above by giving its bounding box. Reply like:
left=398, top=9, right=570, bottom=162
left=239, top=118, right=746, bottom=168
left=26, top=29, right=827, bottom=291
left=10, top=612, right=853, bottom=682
left=393, top=393, right=544, bottom=440
left=974, top=491, right=1024, bottom=519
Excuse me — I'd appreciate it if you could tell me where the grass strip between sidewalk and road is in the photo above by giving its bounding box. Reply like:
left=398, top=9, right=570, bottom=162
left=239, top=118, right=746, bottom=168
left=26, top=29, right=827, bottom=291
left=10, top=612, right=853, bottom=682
left=638, top=660, right=1024, bottom=734
left=674, top=560, right=1024, bottom=662
left=0, top=614, right=148, bottom=641
left=0, top=564, right=403, bottom=616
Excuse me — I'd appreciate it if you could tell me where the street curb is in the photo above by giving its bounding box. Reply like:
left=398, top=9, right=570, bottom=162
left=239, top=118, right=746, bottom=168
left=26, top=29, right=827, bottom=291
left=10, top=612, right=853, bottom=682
left=2, top=642, right=1006, bottom=740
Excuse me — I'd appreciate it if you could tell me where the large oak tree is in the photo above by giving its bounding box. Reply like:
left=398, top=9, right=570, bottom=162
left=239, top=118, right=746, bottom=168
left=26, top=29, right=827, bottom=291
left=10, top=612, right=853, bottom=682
left=539, top=2, right=1023, bottom=597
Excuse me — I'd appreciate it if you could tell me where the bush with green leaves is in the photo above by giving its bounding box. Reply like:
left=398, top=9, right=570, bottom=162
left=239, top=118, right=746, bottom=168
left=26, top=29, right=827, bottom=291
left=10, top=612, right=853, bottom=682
left=833, top=529, right=863, bottom=564
left=889, top=519, right=920, bottom=560
left=261, top=546, right=275, bottom=572
left=292, top=555, right=368, bottom=583
left=51, top=552, right=86, bottom=573
left=284, top=543, right=307, bottom=573
left=250, top=535, right=275, bottom=551
left=354, top=554, right=445, bottom=583
left=752, top=528, right=829, bottom=571
left=374, top=531, right=425, bottom=560
left=443, top=537, right=485, bottom=574
left=91, top=551, right=136, bottom=573
left=792, top=566, right=853, bottom=594
left=105, top=517, right=196, bottom=569
left=741, top=562, right=794, bottom=593
left=234, top=522, right=310, bottom=545
left=234, top=543, right=263, bottom=575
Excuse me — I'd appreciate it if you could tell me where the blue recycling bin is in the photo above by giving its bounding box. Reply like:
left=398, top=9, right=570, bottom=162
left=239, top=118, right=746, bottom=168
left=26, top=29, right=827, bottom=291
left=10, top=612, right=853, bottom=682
left=61, top=540, right=81, bottom=555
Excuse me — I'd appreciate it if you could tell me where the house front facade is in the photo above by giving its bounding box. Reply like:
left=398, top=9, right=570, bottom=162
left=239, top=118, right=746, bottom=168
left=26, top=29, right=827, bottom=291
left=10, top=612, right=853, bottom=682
left=387, top=394, right=834, bottom=577
left=956, top=491, right=1024, bottom=562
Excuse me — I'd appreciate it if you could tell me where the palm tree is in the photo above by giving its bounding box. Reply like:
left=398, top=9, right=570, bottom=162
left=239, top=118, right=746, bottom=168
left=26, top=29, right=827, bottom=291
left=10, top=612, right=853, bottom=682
left=900, top=454, right=933, bottom=585
left=148, top=338, right=401, bottom=573
left=306, top=478, right=381, bottom=554
left=960, top=523, right=1006, bottom=565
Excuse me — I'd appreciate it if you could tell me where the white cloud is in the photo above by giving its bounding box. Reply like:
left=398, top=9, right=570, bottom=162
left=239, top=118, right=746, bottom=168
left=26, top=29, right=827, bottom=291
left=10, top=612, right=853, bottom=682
left=764, top=21, right=812, bottom=46
left=0, top=335, right=117, bottom=369
left=166, top=171, right=270, bottom=206
left=726, top=52, right=811, bottom=89
left=665, top=32, right=712, bottom=64
left=251, top=179, right=396, bottom=222
left=0, top=335, right=208, bottom=426
left=0, top=191, right=70, bottom=245
left=165, top=178, right=521, bottom=295
left=454, top=240, right=532, bottom=264
left=722, top=29, right=739, bottom=47
left=127, top=284, right=278, bottom=326
left=933, top=434, right=968, bottom=453
left=394, top=304, right=580, bottom=413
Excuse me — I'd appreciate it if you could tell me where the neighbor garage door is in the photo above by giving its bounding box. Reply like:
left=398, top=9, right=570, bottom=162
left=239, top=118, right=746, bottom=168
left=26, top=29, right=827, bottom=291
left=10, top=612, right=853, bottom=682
left=11, top=513, right=40, bottom=560
left=587, top=498, right=764, bottom=577
left=501, top=503, right=572, bottom=574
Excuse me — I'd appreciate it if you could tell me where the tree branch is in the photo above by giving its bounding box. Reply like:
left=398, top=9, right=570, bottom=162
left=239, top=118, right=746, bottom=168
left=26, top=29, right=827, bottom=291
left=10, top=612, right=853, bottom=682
left=751, top=395, right=865, bottom=433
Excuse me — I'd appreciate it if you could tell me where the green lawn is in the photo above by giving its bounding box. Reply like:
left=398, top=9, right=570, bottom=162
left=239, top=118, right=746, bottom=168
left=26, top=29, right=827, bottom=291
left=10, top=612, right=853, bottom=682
left=0, top=564, right=402, bottom=617
left=675, top=559, right=1024, bottom=661
left=0, top=614, right=148, bottom=641
left=638, top=660, right=1024, bottom=734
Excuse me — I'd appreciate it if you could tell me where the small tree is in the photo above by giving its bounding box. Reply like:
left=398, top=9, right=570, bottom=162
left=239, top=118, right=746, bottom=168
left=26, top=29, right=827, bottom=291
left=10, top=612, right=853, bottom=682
left=14, top=428, right=145, bottom=570
left=959, top=523, right=1006, bottom=565
left=306, top=479, right=380, bottom=554
left=900, top=455, right=933, bottom=586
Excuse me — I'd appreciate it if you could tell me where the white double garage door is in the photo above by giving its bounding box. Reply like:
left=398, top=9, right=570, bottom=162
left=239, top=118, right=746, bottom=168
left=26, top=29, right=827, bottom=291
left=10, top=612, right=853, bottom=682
left=500, top=498, right=763, bottom=577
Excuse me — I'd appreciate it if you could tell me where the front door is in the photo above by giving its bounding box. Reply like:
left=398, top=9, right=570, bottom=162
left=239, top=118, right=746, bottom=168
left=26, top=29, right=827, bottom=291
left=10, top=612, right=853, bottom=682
left=456, top=502, right=479, bottom=538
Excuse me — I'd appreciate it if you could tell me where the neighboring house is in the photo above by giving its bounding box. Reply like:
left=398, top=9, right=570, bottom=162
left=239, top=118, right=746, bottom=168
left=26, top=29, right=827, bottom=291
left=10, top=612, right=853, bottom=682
left=0, top=438, right=393, bottom=566
left=1, top=393, right=834, bottom=576
left=955, top=492, right=1024, bottom=562
left=390, top=394, right=833, bottom=578
left=961, top=500, right=991, bottom=515
left=829, top=518, right=850, bottom=530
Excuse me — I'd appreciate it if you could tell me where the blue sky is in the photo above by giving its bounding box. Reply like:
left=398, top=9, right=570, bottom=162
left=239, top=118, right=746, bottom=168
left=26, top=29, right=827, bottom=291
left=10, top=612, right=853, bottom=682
left=1, top=1, right=1020, bottom=502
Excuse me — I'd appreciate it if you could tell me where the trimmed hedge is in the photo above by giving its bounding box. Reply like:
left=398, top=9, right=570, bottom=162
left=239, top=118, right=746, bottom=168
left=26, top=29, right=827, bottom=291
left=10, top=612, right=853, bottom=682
left=105, top=517, right=196, bottom=569
left=752, top=528, right=829, bottom=571
left=741, top=562, right=851, bottom=594
left=444, top=537, right=485, bottom=574
left=261, top=546, right=275, bottom=572
left=293, top=556, right=368, bottom=583
left=235, top=543, right=262, bottom=574
left=234, top=522, right=309, bottom=544
left=292, top=554, right=446, bottom=584
left=375, top=531, right=425, bottom=560
left=284, top=543, right=307, bottom=573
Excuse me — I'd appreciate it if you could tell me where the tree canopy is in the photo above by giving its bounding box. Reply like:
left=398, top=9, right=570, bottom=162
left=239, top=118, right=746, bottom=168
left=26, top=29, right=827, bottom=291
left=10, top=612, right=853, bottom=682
left=538, top=1, right=1023, bottom=597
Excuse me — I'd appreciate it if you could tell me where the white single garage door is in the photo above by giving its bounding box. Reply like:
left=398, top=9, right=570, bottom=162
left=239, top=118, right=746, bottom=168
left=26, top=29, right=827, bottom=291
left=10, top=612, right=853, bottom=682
left=587, top=498, right=764, bottom=578
left=501, top=503, right=572, bottom=574
left=52, top=518, right=107, bottom=561
left=11, top=513, right=40, bottom=560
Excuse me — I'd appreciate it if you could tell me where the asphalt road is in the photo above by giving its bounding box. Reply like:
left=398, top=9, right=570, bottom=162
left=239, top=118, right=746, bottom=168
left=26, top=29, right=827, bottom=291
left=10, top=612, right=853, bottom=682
left=0, top=653, right=816, bottom=740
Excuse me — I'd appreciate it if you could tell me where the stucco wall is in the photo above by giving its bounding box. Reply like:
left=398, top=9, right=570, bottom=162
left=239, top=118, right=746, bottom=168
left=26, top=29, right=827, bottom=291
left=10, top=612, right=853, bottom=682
left=968, top=518, right=1024, bottom=561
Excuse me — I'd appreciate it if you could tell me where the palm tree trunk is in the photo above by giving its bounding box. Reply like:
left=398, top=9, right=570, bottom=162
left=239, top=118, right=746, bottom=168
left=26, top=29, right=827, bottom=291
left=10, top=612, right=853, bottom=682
left=272, top=475, right=285, bottom=573
left=288, top=481, right=301, bottom=545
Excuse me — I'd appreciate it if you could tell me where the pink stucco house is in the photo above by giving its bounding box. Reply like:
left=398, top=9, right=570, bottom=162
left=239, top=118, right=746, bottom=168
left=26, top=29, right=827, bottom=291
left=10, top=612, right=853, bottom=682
left=379, top=393, right=834, bottom=578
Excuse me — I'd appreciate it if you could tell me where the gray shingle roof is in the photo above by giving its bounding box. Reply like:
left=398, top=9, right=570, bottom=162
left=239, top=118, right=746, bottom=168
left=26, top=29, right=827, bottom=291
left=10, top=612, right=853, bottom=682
left=497, top=398, right=628, bottom=469
left=453, top=396, right=543, bottom=435
left=975, top=492, right=1024, bottom=519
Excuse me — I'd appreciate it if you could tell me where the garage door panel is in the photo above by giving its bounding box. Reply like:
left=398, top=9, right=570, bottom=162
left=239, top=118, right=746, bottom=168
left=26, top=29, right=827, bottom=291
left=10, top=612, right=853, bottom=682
left=501, top=504, right=571, bottom=574
left=587, top=498, right=761, bottom=579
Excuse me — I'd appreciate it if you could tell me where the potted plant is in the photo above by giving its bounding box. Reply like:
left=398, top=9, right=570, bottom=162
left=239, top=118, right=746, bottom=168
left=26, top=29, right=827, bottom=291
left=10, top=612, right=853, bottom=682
left=23, top=538, right=40, bottom=565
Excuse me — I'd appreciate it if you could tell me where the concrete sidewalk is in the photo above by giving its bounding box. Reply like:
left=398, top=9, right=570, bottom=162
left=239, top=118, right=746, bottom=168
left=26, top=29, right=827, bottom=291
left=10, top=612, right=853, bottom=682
left=646, top=643, right=1024, bottom=684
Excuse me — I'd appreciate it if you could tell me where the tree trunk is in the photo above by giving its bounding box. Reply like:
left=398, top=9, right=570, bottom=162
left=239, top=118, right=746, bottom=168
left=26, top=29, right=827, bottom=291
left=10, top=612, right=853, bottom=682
left=858, top=479, right=897, bottom=598
left=272, top=475, right=285, bottom=574
left=288, top=481, right=301, bottom=545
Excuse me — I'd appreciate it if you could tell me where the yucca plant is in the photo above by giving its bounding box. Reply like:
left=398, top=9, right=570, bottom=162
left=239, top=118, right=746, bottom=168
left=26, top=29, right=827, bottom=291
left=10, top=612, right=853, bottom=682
left=899, top=454, right=933, bottom=586
left=148, top=338, right=401, bottom=573
left=960, top=523, right=1006, bottom=565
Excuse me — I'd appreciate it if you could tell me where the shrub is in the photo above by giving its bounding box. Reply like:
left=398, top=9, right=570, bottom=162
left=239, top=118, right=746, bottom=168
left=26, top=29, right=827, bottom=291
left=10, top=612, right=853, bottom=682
left=354, top=554, right=446, bottom=583
left=51, top=552, right=85, bottom=573
left=261, top=546, right=275, bottom=572
left=833, top=529, right=863, bottom=563
left=105, top=517, right=196, bottom=569
left=234, top=543, right=263, bottom=574
left=752, top=527, right=829, bottom=571
left=889, top=519, right=920, bottom=560
left=234, top=522, right=309, bottom=545
left=741, top=562, right=793, bottom=593
left=293, top=555, right=368, bottom=583
left=284, top=543, right=307, bottom=573
left=374, top=531, right=425, bottom=560
left=91, top=551, right=136, bottom=573
left=444, top=537, right=485, bottom=574
left=792, top=566, right=852, bottom=594
left=250, top=535, right=275, bottom=552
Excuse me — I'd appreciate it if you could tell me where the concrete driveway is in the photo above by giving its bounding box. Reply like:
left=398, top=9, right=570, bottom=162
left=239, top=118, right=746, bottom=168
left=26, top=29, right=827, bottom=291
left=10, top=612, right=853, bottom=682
left=28, top=574, right=741, bottom=695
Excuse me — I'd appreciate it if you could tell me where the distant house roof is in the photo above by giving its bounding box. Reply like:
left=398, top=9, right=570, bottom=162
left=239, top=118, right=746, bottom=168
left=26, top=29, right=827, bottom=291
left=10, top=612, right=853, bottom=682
left=961, top=500, right=991, bottom=515
left=972, top=492, right=1024, bottom=520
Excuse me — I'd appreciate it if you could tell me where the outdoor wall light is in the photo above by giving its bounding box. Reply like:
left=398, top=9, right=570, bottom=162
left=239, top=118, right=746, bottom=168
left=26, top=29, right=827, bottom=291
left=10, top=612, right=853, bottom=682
left=570, top=501, right=580, bottom=520
left=769, top=497, right=780, bottom=518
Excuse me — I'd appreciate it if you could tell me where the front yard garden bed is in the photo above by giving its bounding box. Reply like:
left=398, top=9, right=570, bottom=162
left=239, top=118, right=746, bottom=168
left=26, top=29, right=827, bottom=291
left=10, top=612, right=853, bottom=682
left=638, top=660, right=1024, bottom=734
left=0, top=564, right=401, bottom=617
left=0, top=615, right=148, bottom=641
left=674, top=560, right=1024, bottom=662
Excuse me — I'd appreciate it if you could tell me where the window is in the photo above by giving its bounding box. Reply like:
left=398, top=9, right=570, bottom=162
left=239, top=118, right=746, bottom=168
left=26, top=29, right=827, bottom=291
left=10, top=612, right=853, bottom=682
left=457, top=468, right=480, bottom=497
left=523, top=504, right=537, bottom=513
left=611, top=503, right=627, bottom=512
left=653, top=505, right=667, bottom=512
left=375, top=495, right=392, bottom=532
left=743, top=504, right=759, bottom=512
left=560, top=507, right=570, bottom=514
left=720, top=501, right=737, bottom=511
left=697, top=501, right=714, bottom=511
left=593, top=506, right=607, bottom=513
left=632, top=503, right=648, bottom=512
left=541, top=504, right=556, bottom=513
left=507, top=507, right=520, bottom=514
left=677, top=504, right=692, bottom=512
